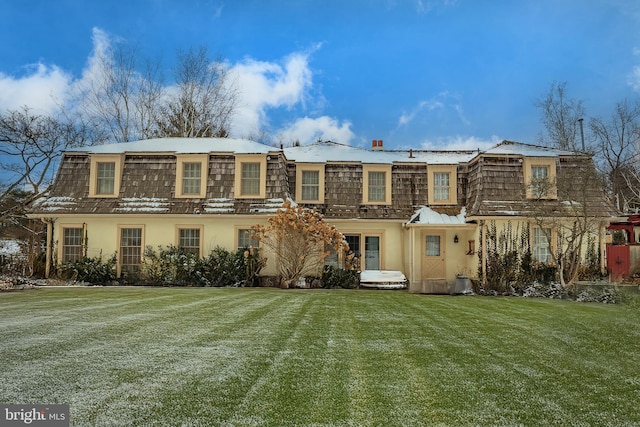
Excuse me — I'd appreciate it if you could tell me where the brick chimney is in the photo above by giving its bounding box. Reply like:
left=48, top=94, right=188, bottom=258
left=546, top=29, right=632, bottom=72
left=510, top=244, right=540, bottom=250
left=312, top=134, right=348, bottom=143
left=371, top=139, right=384, bottom=151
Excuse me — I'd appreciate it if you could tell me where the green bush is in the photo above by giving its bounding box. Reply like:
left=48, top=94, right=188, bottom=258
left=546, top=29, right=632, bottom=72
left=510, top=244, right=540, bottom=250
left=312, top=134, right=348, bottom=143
left=321, top=265, right=359, bottom=289
left=60, top=253, right=117, bottom=285
left=141, top=245, right=265, bottom=287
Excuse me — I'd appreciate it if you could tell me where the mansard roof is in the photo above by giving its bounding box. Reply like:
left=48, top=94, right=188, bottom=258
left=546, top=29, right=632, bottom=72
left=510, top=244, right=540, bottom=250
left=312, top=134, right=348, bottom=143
left=283, top=140, right=476, bottom=164
left=69, top=137, right=275, bottom=155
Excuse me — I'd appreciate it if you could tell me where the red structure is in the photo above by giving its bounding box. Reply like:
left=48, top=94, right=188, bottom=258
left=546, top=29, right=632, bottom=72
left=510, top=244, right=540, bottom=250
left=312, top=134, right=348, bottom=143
left=607, top=214, right=640, bottom=281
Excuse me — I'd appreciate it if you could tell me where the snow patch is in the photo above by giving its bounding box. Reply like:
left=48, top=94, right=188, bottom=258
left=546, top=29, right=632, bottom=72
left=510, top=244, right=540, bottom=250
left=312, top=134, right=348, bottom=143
left=116, top=198, right=170, bottom=213
left=408, top=206, right=466, bottom=225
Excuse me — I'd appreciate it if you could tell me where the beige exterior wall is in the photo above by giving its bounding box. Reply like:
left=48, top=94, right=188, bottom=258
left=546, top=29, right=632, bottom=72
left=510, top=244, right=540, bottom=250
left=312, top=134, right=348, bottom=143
left=404, top=225, right=478, bottom=291
left=52, top=215, right=273, bottom=275
left=327, top=219, right=406, bottom=272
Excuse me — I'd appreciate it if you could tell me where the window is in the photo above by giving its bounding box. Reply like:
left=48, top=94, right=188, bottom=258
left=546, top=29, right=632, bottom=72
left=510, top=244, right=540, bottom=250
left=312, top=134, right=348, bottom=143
left=368, top=171, right=386, bottom=202
left=530, top=165, right=549, bottom=197
left=532, top=227, right=552, bottom=263
left=241, top=163, right=261, bottom=196
left=343, top=233, right=383, bottom=270
left=89, top=155, right=122, bottom=197
left=345, top=234, right=361, bottom=268
left=425, top=235, right=441, bottom=256
left=428, top=165, right=457, bottom=205
left=238, top=228, right=259, bottom=251
left=362, top=164, right=392, bottom=204
left=178, top=228, right=201, bottom=256
left=96, top=163, right=115, bottom=195
left=433, top=172, right=450, bottom=201
left=62, top=227, right=84, bottom=263
left=524, top=157, right=557, bottom=199
left=235, top=155, right=267, bottom=198
left=182, top=163, right=202, bottom=195
left=120, top=227, right=143, bottom=274
left=295, top=164, right=325, bottom=203
left=301, top=170, right=320, bottom=201
left=176, top=155, right=208, bottom=198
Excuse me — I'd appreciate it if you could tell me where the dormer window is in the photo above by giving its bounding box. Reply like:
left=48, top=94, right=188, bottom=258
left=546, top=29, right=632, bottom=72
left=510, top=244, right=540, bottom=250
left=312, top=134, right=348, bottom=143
left=176, top=155, right=208, bottom=198
left=524, top=157, right=557, bottom=199
left=96, top=162, right=116, bottom=195
left=363, top=164, right=392, bottom=205
left=428, top=165, right=457, bottom=205
left=296, top=164, right=325, bottom=203
left=182, top=163, right=202, bottom=194
left=89, top=154, right=123, bottom=197
left=433, top=172, right=450, bottom=201
left=234, top=154, right=267, bottom=198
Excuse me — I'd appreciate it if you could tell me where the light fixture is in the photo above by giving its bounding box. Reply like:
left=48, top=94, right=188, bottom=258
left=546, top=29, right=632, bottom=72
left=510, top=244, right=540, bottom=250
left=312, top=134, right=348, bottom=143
left=454, top=234, right=459, bottom=243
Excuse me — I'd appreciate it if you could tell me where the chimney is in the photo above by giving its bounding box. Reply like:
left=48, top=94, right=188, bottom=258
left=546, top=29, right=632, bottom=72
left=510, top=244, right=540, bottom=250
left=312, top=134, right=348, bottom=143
left=371, top=139, right=384, bottom=151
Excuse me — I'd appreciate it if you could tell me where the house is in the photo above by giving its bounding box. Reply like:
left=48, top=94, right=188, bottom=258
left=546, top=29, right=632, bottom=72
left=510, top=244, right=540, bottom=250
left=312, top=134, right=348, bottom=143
left=28, top=137, right=620, bottom=292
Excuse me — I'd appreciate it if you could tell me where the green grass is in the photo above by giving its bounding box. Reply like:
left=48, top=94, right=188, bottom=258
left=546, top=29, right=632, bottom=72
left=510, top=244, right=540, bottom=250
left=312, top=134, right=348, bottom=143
left=1, top=287, right=639, bottom=426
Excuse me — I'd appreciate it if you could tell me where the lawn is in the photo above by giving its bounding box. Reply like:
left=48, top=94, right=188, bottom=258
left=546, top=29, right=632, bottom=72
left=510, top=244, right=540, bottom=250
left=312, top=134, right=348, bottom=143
left=0, top=287, right=639, bottom=426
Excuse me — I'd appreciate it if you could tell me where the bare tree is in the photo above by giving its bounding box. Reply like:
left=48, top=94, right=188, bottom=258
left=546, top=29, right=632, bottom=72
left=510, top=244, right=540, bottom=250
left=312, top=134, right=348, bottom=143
left=0, top=106, right=98, bottom=218
left=155, top=47, right=238, bottom=138
left=536, top=81, right=586, bottom=151
left=528, top=156, right=608, bottom=286
left=80, top=43, right=164, bottom=142
left=590, top=99, right=640, bottom=212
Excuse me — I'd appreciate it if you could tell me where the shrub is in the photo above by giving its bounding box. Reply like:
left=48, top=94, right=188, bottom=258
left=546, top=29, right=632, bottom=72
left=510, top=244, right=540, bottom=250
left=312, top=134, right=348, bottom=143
left=321, top=265, right=359, bottom=289
left=59, top=253, right=117, bottom=285
left=141, top=245, right=265, bottom=287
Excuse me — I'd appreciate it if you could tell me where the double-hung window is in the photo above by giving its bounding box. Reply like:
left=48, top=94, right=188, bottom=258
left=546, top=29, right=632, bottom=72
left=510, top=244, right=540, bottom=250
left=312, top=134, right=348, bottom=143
left=524, top=157, right=557, bottom=199
left=89, top=155, right=122, bottom=197
left=96, top=163, right=115, bottom=195
left=182, top=163, right=202, bottom=195
left=301, top=171, right=320, bottom=201
left=530, top=165, right=549, bottom=198
left=428, top=165, right=457, bottom=205
left=433, top=172, right=450, bottom=202
left=532, top=227, right=552, bottom=263
left=241, top=163, right=261, bottom=196
left=363, top=165, right=392, bottom=204
left=368, top=171, right=386, bottom=202
left=237, top=228, right=259, bottom=251
left=62, top=227, right=84, bottom=263
left=176, top=155, right=207, bottom=198
left=295, top=164, right=325, bottom=203
left=120, top=227, right=143, bottom=274
left=235, top=155, right=267, bottom=198
left=178, top=228, right=201, bottom=256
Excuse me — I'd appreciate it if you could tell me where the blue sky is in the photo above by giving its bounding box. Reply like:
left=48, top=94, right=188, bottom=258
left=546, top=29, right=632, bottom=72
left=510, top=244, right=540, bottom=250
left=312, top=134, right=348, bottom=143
left=1, top=0, right=639, bottom=150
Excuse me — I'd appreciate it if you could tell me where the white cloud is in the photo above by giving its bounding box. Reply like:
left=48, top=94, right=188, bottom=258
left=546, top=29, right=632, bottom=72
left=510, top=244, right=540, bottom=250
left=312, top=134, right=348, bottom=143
left=230, top=53, right=314, bottom=136
left=276, top=116, right=355, bottom=145
left=0, top=63, right=72, bottom=113
left=420, top=134, right=501, bottom=151
left=398, top=99, right=444, bottom=127
left=629, top=65, right=640, bottom=92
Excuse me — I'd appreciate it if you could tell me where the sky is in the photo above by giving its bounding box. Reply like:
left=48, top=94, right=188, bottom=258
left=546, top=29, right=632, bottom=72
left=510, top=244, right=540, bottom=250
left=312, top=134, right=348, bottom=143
left=1, top=0, right=640, bottom=151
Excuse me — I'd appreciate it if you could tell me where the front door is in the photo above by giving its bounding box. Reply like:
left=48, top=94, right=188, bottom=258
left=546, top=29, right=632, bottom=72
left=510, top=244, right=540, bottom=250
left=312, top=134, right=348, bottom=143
left=421, top=231, right=445, bottom=279
left=364, top=236, right=380, bottom=270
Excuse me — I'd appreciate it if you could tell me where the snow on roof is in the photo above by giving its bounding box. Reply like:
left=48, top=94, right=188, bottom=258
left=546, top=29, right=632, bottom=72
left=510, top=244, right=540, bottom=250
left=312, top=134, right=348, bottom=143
left=68, top=138, right=577, bottom=164
left=68, top=138, right=274, bottom=155
left=284, top=141, right=476, bottom=164
left=483, top=140, right=576, bottom=157
left=408, top=206, right=467, bottom=225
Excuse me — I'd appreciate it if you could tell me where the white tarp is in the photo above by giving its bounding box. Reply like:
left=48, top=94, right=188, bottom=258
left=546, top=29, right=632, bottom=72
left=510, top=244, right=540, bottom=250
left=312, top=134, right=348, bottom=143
left=360, top=270, right=408, bottom=289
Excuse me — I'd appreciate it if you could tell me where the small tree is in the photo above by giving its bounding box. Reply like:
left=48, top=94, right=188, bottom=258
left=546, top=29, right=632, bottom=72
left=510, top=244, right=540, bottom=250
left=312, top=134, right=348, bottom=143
left=252, top=201, right=350, bottom=286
